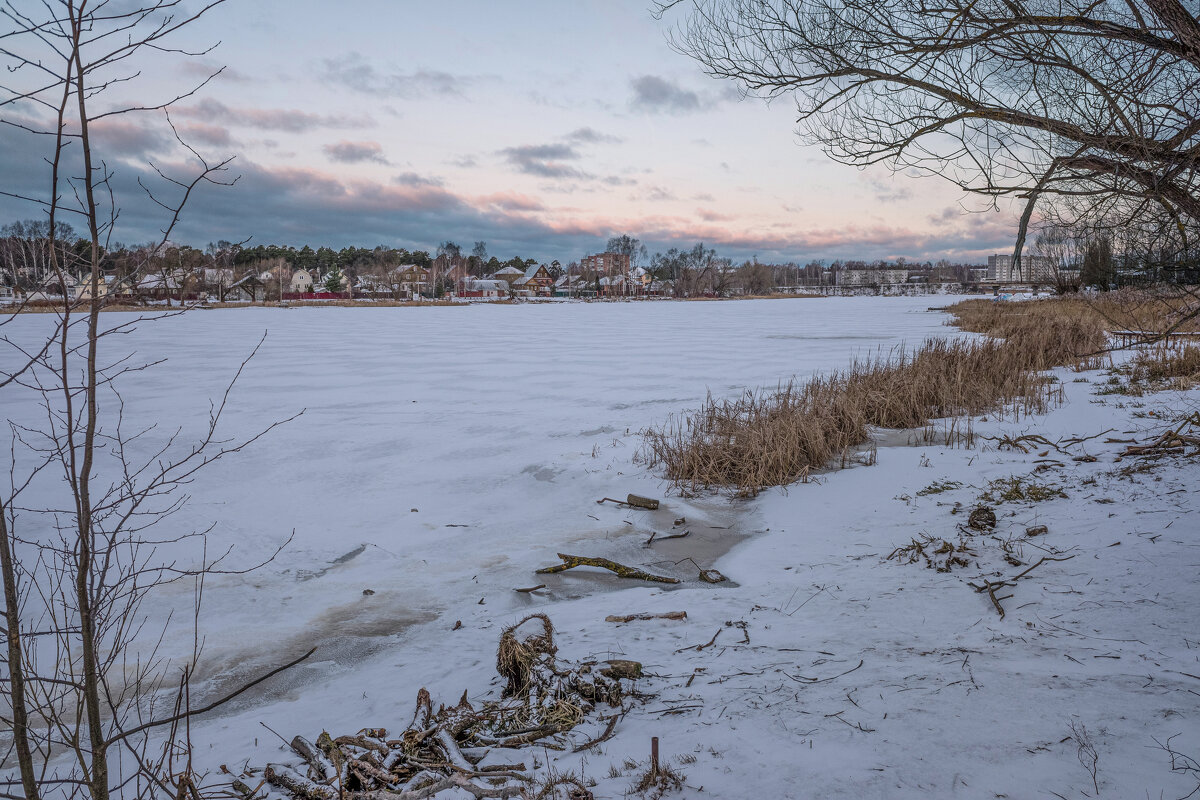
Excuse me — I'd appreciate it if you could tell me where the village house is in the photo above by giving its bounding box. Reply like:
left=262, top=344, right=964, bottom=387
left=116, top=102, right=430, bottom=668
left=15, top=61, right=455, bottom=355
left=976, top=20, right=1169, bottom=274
left=201, top=267, right=235, bottom=296
left=392, top=264, right=430, bottom=297
left=458, top=278, right=509, bottom=299
left=137, top=271, right=186, bottom=301
left=291, top=268, right=315, bottom=293
left=516, top=263, right=554, bottom=296
left=76, top=273, right=114, bottom=302
left=490, top=265, right=526, bottom=284
left=227, top=274, right=266, bottom=302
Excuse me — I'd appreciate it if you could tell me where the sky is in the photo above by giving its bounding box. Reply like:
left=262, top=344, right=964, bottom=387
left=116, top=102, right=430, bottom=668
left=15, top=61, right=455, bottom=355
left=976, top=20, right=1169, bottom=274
left=0, top=1, right=1022, bottom=265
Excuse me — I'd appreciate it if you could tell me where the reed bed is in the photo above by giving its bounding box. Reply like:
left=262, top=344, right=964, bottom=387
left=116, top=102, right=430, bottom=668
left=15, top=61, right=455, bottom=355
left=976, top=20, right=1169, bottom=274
left=640, top=298, right=1118, bottom=497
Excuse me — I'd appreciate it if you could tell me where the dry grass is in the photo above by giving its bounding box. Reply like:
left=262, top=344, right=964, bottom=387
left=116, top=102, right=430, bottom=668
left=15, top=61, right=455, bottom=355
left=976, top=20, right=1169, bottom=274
left=1130, top=344, right=1200, bottom=386
left=1104, top=343, right=1200, bottom=395
left=948, top=288, right=1200, bottom=343
left=640, top=298, right=1120, bottom=497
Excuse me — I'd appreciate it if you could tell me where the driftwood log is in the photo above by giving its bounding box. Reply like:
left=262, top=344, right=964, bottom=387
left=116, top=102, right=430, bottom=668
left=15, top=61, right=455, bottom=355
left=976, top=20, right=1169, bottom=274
left=537, top=553, right=679, bottom=584
left=596, top=494, right=661, bottom=509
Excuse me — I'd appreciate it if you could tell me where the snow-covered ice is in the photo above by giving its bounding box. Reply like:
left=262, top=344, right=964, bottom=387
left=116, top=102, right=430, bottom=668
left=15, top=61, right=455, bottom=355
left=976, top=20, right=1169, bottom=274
left=2, top=297, right=1197, bottom=798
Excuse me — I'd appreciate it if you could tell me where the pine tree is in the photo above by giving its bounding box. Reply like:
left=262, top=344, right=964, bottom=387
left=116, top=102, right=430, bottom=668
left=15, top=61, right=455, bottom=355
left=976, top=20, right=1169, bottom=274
left=324, top=266, right=346, bottom=293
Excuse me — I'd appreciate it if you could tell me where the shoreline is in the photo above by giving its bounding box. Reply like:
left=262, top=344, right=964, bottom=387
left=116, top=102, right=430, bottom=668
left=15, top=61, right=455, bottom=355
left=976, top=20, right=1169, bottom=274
left=0, top=289, right=997, bottom=314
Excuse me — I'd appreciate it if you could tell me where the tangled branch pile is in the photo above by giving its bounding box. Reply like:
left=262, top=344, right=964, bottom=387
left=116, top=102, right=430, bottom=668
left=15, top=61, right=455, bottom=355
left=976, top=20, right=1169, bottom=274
left=253, top=615, right=636, bottom=800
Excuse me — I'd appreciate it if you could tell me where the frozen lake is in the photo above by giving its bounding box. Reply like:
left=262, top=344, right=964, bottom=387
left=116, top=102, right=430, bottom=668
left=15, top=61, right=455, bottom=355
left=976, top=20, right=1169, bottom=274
left=1, top=296, right=964, bottom=699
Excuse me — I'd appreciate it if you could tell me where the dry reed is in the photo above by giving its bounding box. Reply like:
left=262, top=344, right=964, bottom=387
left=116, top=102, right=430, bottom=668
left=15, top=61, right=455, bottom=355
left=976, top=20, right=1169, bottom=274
left=640, top=297, right=1122, bottom=497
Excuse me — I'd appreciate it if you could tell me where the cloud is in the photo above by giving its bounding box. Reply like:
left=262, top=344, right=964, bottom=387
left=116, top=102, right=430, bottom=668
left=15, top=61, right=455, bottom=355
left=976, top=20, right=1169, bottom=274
left=394, top=171, right=443, bottom=187
left=449, top=155, right=478, bottom=168
left=176, top=122, right=234, bottom=148
left=477, top=192, right=544, bottom=212
left=928, top=206, right=963, bottom=226
left=89, top=119, right=172, bottom=157
left=177, top=58, right=251, bottom=84
left=864, top=176, right=914, bottom=203
left=175, top=99, right=365, bottom=133
left=499, top=143, right=591, bottom=179
left=644, top=186, right=677, bottom=202
left=320, top=55, right=470, bottom=98
left=564, top=127, right=622, bottom=145
left=0, top=119, right=1015, bottom=266
left=629, top=75, right=702, bottom=114
left=324, top=140, right=389, bottom=164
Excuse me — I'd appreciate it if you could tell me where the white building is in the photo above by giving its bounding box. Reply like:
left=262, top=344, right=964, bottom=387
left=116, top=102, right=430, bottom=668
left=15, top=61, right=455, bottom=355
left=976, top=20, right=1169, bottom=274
left=837, top=268, right=909, bottom=287
left=987, top=254, right=1057, bottom=282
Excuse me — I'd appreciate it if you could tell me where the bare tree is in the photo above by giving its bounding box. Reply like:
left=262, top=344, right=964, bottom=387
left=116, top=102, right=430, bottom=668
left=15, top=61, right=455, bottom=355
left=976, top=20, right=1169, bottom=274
left=658, top=0, right=1200, bottom=278
left=1, top=3, right=307, bottom=798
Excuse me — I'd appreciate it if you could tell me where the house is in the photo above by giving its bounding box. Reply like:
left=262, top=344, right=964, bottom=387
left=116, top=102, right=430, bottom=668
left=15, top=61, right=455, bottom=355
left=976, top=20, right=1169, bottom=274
left=647, top=279, right=673, bottom=297
left=392, top=264, right=430, bottom=297
left=290, top=269, right=314, bottom=293
left=598, top=275, right=637, bottom=297
left=434, top=258, right=471, bottom=284
left=76, top=273, right=114, bottom=302
left=227, top=274, right=266, bottom=302
left=490, top=265, right=526, bottom=283
left=201, top=268, right=235, bottom=294
left=520, top=264, right=554, bottom=296
left=137, top=272, right=185, bottom=300
left=39, top=271, right=79, bottom=299
left=317, top=270, right=349, bottom=291
left=458, top=279, right=509, bottom=299
left=355, top=273, right=392, bottom=295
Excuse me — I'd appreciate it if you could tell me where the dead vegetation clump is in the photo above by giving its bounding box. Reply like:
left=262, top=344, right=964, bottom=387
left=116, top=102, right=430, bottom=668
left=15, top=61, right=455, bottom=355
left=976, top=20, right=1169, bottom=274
left=915, top=479, right=963, bottom=496
left=887, top=533, right=975, bottom=572
left=253, top=615, right=637, bottom=799
left=978, top=476, right=1067, bottom=505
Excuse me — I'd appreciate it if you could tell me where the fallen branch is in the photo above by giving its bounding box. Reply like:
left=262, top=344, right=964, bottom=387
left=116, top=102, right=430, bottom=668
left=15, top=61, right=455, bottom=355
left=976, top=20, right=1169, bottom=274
left=605, top=611, right=687, bottom=623
left=571, top=711, right=624, bottom=753
left=1121, top=415, right=1200, bottom=458
left=676, top=628, right=722, bottom=654
left=788, top=659, right=865, bottom=685
left=968, top=554, right=1077, bottom=619
left=537, top=553, right=679, bottom=584
left=646, top=529, right=690, bottom=546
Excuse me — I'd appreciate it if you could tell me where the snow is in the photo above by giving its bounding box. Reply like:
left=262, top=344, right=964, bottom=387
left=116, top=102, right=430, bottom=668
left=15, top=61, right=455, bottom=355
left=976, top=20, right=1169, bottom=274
left=2, top=296, right=1197, bottom=798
